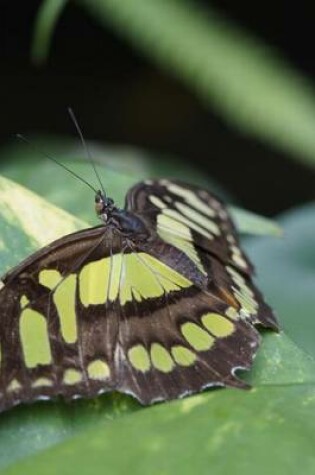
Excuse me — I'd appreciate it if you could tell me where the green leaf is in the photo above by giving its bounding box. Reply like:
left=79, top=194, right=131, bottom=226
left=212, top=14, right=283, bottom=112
left=230, top=206, right=282, bottom=237
left=0, top=139, right=280, bottom=236
left=0, top=172, right=314, bottom=473
left=245, top=332, right=315, bottom=386
left=244, top=202, right=315, bottom=359
left=31, top=0, right=68, bottom=64
left=59, top=0, right=315, bottom=169
left=2, top=334, right=315, bottom=475
left=0, top=393, right=139, bottom=471
left=0, top=176, right=85, bottom=271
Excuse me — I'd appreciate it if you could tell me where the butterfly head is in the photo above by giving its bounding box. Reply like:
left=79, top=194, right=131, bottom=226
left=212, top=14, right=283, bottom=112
left=95, top=190, right=115, bottom=222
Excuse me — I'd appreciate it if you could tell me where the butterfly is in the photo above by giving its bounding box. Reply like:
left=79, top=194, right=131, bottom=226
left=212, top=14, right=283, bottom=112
left=0, top=178, right=279, bottom=412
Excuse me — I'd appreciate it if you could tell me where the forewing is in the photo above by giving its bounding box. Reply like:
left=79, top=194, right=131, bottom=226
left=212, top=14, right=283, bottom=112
left=0, top=226, right=121, bottom=413
left=0, top=236, right=261, bottom=410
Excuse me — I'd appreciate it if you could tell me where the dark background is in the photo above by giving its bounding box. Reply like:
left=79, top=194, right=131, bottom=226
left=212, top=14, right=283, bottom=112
left=1, top=0, right=314, bottom=215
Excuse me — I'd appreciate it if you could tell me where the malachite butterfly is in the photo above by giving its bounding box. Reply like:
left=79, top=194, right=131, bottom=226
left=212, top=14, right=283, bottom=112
left=0, top=178, right=279, bottom=412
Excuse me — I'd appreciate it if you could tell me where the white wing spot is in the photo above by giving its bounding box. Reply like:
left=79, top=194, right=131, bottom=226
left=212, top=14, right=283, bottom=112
left=149, top=195, right=167, bottom=209
left=162, top=208, right=213, bottom=239
left=230, top=245, right=247, bottom=269
left=175, top=201, right=220, bottom=236
left=159, top=179, right=171, bottom=186
left=167, top=184, right=216, bottom=218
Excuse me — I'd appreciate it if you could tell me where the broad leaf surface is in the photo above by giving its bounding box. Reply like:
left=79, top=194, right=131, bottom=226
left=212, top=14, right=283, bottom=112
left=4, top=384, right=315, bottom=475
left=0, top=161, right=313, bottom=473
left=244, top=203, right=315, bottom=359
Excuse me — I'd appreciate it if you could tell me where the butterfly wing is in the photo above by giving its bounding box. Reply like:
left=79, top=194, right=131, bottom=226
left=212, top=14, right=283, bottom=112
left=0, top=221, right=262, bottom=410
left=0, top=179, right=279, bottom=412
left=125, top=179, right=279, bottom=331
left=125, top=179, right=252, bottom=273
left=115, top=272, right=259, bottom=404
left=0, top=226, right=122, bottom=412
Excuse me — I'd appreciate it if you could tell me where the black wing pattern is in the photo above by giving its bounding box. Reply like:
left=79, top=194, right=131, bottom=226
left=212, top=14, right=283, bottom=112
left=0, top=179, right=279, bottom=412
left=126, top=179, right=278, bottom=330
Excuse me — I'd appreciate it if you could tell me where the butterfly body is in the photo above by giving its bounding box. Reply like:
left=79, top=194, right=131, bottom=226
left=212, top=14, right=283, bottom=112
left=0, top=179, right=278, bottom=412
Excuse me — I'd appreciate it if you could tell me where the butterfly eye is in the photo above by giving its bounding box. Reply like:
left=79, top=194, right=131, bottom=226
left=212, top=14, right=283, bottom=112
left=94, top=193, right=115, bottom=218
left=95, top=192, right=104, bottom=215
left=95, top=202, right=103, bottom=215
left=94, top=190, right=102, bottom=203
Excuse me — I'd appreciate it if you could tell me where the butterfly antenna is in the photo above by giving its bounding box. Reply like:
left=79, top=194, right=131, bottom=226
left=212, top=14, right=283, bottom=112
left=16, top=134, right=98, bottom=194
left=67, top=107, right=107, bottom=198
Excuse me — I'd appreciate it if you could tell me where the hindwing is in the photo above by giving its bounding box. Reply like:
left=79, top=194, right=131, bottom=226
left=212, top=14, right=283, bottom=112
left=126, top=179, right=278, bottom=330
left=126, top=179, right=252, bottom=273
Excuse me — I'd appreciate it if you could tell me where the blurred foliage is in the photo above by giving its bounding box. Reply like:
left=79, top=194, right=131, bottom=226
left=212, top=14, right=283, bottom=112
left=31, top=0, right=68, bottom=64
left=33, top=0, right=315, bottom=169
left=245, top=203, right=315, bottom=359
left=0, top=138, right=281, bottom=236
left=0, top=143, right=314, bottom=474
